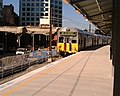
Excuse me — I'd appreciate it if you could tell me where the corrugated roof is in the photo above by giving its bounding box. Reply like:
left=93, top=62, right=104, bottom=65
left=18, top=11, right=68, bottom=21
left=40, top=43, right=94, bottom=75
left=67, top=0, right=112, bottom=34
left=0, top=26, right=59, bottom=35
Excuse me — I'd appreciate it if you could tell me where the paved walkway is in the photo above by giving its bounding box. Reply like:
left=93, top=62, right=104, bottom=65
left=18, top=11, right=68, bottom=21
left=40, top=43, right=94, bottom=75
left=0, top=45, right=113, bottom=96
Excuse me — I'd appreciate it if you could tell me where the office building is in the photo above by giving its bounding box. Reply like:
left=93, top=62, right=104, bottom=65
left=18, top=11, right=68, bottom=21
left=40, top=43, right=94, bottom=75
left=3, top=4, right=19, bottom=26
left=0, top=0, right=3, bottom=25
left=19, top=0, right=62, bottom=27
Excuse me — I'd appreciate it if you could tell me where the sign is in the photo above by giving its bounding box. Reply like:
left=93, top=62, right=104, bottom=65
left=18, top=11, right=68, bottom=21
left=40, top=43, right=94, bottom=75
left=60, top=32, right=77, bottom=36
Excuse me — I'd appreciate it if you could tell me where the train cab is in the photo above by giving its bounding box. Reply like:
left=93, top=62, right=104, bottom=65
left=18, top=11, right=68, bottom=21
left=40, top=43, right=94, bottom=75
left=57, top=27, right=78, bottom=55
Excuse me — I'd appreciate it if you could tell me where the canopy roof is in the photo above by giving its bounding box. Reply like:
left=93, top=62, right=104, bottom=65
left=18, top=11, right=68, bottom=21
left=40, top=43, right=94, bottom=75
left=67, top=0, right=112, bottom=34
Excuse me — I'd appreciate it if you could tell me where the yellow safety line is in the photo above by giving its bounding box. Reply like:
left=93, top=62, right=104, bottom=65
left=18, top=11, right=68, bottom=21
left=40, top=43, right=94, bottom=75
left=2, top=52, right=83, bottom=96
left=2, top=58, right=69, bottom=96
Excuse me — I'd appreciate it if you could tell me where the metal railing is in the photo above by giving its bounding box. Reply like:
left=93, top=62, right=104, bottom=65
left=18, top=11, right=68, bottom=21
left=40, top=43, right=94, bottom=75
left=0, top=49, right=58, bottom=79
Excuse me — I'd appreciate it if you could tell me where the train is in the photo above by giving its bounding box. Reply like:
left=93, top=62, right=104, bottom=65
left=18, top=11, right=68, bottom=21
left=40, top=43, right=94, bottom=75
left=57, top=27, right=111, bottom=56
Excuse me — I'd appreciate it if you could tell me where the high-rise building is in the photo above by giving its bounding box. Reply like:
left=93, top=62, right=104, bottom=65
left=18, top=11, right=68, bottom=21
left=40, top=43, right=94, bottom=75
left=3, top=4, right=19, bottom=26
left=0, top=0, right=3, bottom=25
left=19, top=0, right=62, bottom=27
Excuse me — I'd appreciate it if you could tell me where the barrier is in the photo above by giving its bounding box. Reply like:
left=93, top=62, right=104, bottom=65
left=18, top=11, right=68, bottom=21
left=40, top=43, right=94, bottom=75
left=0, top=49, right=58, bottom=79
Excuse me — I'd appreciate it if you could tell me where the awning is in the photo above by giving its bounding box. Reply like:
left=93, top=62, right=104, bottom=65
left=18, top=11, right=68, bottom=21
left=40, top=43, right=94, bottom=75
left=65, top=0, right=112, bottom=34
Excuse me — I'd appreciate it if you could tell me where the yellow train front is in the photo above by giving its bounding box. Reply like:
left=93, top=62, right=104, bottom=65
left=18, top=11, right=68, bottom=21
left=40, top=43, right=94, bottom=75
left=57, top=27, right=111, bottom=56
left=57, top=27, right=78, bottom=56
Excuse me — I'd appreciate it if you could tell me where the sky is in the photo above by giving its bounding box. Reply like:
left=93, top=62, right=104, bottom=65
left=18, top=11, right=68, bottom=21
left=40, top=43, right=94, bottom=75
left=3, top=0, right=96, bottom=31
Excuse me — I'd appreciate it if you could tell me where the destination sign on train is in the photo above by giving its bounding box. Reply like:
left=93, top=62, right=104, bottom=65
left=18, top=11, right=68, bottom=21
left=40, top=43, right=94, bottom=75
left=60, top=32, right=76, bottom=35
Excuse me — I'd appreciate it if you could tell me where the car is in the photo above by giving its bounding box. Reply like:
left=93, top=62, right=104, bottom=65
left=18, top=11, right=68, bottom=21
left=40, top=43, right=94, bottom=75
left=16, top=48, right=27, bottom=55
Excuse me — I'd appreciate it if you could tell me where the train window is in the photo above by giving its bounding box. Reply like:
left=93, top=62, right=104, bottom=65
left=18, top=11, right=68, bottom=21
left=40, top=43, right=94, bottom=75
left=66, top=38, right=69, bottom=43
left=72, top=40, right=76, bottom=43
left=59, top=37, right=63, bottom=43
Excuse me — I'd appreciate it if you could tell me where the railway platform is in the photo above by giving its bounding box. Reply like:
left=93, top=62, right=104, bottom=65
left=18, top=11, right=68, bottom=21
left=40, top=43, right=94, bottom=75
left=0, top=45, right=113, bottom=96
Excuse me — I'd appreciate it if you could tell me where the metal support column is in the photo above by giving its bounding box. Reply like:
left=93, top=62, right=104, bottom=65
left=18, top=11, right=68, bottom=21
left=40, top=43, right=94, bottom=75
left=48, top=8, right=53, bottom=62
left=113, top=0, right=120, bottom=96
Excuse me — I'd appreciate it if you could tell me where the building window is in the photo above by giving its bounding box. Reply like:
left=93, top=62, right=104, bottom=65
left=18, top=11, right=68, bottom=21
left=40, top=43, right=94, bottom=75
left=36, top=3, right=39, bottom=6
left=27, top=18, right=30, bottom=21
left=31, top=8, right=34, bottom=11
left=36, top=8, right=39, bottom=11
left=22, top=17, right=25, bottom=21
left=45, top=3, right=48, bottom=6
left=59, top=10, right=62, bottom=14
left=55, top=24, right=58, bottom=27
left=31, top=22, right=34, bottom=26
left=22, top=3, right=25, bottom=6
left=41, top=13, right=44, bottom=16
left=31, top=13, right=34, bottom=16
left=27, top=13, right=30, bottom=16
left=59, top=24, right=62, bottom=27
left=45, top=13, right=48, bottom=16
left=22, top=22, right=25, bottom=26
left=27, top=3, right=30, bottom=6
left=27, top=8, right=30, bottom=11
left=36, top=0, right=39, bottom=1
left=27, top=22, right=30, bottom=25
left=36, top=13, right=39, bottom=16
left=55, top=10, right=58, bottom=13
left=36, top=23, right=39, bottom=26
left=22, top=13, right=25, bottom=16
left=59, top=1, right=62, bottom=5
left=59, top=6, right=62, bottom=9
left=55, top=14, right=58, bottom=18
left=45, top=8, right=48, bottom=11
left=51, top=0, right=54, bottom=3
left=55, top=5, right=58, bottom=8
left=50, top=4, right=53, bottom=7
left=36, top=18, right=39, bottom=21
left=41, top=8, right=44, bottom=11
left=41, top=3, right=44, bottom=6
left=22, top=8, right=25, bottom=11
left=40, top=17, right=44, bottom=18
left=59, top=15, right=62, bottom=18
left=45, top=17, right=48, bottom=19
left=55, top=1, right=58, bottom=4
left=31, top=3, right=34, bottom=6
left=59, top=20, right=62, bottom=23
left=31, top=18, right=34, bottom=21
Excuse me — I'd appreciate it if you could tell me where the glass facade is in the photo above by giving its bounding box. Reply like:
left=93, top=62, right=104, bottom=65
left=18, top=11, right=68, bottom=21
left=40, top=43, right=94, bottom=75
left=0, top=0, right=2, bottom=10
left=19, top=0, right=62, bottom=27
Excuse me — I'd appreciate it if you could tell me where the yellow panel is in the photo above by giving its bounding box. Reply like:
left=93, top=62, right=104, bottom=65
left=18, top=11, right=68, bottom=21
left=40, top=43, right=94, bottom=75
left=57, top=43, right=78, bottom=53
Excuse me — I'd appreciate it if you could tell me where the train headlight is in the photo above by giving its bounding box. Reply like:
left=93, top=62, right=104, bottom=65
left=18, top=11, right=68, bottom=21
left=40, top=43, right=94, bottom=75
left=74, top=47, right=77, bottom=52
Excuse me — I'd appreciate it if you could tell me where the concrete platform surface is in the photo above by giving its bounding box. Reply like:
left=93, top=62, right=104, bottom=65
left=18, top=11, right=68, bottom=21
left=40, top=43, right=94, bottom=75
left=0, top=45, right=113, bottom=96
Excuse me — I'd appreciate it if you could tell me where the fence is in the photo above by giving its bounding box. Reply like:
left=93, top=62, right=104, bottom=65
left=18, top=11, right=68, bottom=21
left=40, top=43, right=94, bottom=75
left=0, top=49, right=58, bottom=79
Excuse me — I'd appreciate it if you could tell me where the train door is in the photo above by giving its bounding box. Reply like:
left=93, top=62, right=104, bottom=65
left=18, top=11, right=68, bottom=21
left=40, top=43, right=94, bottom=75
left=84, top=35, right=86, bottom=49
left=78, top=34, right=82, bottom=51
left=65, top=37, right=72, bottom=53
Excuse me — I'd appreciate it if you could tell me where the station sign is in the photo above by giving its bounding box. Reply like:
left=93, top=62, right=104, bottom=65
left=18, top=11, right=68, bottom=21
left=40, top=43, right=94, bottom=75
left=60, top=32, right=77, bottom=36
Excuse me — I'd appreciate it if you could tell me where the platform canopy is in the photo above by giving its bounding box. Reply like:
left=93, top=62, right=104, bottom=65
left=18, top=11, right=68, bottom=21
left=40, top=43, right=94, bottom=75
left=65, top=0, right=112, bottom=34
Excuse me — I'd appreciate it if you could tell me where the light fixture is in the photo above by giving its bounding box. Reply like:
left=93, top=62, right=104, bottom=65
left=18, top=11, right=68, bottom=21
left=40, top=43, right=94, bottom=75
left=83, top=16, right=88, bottom=21
left=75, top=9, right=81, bottom=14
left=63, top=0, right=70, bottom=4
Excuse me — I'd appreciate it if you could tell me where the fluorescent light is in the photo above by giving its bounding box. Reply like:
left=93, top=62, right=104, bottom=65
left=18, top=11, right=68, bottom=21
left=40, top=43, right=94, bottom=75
left=63, top=0, right=70, bottom=4
left=75, top=9, right=81, bottom=14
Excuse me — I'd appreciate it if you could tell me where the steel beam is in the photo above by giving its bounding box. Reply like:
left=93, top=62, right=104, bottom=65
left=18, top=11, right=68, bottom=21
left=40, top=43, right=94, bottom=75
left=113, top=0, right=120, bottom=95
left=70, top=0, right=87, bottom=4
